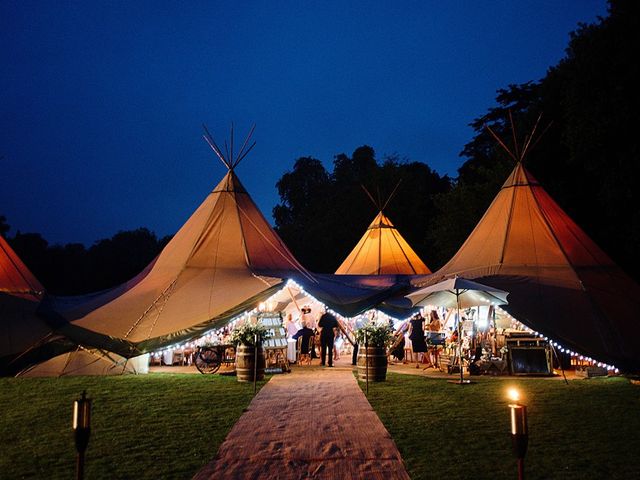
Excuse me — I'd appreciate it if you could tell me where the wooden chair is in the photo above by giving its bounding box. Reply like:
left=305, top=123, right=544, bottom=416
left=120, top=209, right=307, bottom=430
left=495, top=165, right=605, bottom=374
left=404, top=347, right=414, bottom=363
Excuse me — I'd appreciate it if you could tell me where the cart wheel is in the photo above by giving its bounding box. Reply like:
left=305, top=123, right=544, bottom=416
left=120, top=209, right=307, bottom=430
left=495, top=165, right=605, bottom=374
left=194, top=347, right=222, bottom=374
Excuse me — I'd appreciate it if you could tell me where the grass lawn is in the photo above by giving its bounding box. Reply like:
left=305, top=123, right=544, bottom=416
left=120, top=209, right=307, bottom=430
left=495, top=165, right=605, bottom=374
left=0, top=373, right=267, bottom=479
left=361, top=373, right=640, bottom=480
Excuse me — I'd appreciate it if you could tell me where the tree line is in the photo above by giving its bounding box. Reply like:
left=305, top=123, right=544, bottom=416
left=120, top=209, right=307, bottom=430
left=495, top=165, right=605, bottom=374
left=2, top=0, right=638, bottom=293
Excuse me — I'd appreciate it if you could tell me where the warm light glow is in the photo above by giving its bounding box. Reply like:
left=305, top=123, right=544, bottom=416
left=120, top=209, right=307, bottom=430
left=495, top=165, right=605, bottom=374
left=507, top=387, right=520, bottom=403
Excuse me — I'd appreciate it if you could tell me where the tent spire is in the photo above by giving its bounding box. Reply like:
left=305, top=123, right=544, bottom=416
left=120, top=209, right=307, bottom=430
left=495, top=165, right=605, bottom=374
left=484, top=111, right=551, bottom=165
left=381, top=179, right=402, bottom=212
left=361, top=179, right=403, bottom=213
left=202, top=123, right=257, bottom=171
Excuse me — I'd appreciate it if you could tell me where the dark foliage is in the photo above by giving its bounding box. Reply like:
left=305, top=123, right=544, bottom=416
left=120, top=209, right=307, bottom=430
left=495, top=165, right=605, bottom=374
left=429, top=0, right=640, bottom=278
left=0, top=215, right=9, bottom=238
left=7, top=227, right=170, bottom=295
left=273, top=146, right=451, bottom=272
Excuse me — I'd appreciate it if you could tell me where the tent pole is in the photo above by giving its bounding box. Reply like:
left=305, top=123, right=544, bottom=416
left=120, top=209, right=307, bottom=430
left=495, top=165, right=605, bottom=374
left=365, top=331, right=369, bottom=396
left=253, top=334, right=258, bottom=395
left=458, top=290, right=464, bottom=384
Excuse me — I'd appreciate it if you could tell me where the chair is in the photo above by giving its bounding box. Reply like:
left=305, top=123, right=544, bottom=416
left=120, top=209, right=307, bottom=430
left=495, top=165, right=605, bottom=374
left=172, top=349, right=185, bottom=366
left=149, top=353, right=162, bottom=366
left=297, top=337, right=311, bottom=366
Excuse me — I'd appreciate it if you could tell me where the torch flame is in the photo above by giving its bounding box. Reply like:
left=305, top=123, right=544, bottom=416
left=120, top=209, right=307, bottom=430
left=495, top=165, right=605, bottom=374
left=507, top=387, right=520, bottom=403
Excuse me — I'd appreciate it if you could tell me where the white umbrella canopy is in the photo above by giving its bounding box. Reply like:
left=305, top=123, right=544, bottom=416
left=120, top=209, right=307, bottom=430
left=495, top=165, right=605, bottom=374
left=406, top=277, right=509, bottom=309
left=405, top=277, right=509, bottom=385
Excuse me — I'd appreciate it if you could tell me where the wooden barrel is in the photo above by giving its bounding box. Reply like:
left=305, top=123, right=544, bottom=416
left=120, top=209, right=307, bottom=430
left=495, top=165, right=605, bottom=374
left=357, top=346, right=388, bottom=382
left=236, top=344, right=266, bottom=382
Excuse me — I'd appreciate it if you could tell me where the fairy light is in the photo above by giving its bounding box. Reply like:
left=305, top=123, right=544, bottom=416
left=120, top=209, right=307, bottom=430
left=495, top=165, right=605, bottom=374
left=493, top=305, right=619, bottom=372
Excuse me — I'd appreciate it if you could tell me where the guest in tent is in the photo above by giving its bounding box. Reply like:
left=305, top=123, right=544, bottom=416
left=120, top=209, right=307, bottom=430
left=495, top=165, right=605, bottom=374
left=318, top=307, right=339, bottom=367
left=285, top=313, right=299, bottom=363
left=408, top=313, right=428, bottom=368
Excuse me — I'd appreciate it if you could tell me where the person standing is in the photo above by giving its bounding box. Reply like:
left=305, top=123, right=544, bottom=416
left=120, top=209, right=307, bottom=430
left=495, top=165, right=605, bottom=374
left=285, top=313, right=300, bottom=363
left=318, top=308, right=339, bottom=367
left=408, top=313, right=428, bottom=368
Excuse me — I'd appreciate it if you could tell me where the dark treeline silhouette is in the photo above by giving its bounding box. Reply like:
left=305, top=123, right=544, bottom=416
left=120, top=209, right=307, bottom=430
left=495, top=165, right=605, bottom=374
left=3, top=0, right=637, bottom=292
left=2, top=223, right=171, bottom=295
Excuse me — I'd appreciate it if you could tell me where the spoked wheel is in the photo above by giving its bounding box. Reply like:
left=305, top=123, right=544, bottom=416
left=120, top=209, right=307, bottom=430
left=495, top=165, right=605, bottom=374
left=194, top=347, right=222, bottom=374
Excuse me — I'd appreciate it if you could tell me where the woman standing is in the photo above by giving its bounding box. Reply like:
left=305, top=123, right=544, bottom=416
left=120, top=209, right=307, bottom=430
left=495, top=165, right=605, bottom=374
left=408, top=313, right=428, bottom=368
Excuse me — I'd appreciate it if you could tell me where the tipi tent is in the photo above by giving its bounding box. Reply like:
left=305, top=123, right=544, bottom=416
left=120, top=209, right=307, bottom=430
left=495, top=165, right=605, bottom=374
left=0, top=234, right=54, bottom=373
left=45, top=131, right=312, bottom=355
left=336, top=211, right=431, bottom=275
left=414, top=161, right=640, bottom=372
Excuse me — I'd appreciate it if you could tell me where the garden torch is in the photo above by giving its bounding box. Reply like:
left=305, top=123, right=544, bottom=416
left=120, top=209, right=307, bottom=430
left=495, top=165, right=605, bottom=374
left=507, top=388, right=528, bottom=480
left=72, top=391, right=92, bottom=480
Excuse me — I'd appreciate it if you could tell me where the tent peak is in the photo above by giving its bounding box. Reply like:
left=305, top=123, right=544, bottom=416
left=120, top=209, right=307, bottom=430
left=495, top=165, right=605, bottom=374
left=484, top=111, right=552, bottom=166
left=361, top=179, right=402, bottom=213
left=202, top=123, right=256, bottom=171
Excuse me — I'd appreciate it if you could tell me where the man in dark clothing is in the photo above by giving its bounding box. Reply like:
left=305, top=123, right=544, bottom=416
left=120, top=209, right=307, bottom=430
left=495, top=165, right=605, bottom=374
left=318, top=309, right=339, bottom=367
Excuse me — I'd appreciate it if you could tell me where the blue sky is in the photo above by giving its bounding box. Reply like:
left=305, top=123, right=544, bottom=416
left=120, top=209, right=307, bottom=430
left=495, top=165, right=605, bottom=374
left=0, top=1, right=608, bottom=245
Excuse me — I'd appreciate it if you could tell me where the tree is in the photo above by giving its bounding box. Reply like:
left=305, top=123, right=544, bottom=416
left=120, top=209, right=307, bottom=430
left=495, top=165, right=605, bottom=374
left=0, top=215, right=9, bottom=238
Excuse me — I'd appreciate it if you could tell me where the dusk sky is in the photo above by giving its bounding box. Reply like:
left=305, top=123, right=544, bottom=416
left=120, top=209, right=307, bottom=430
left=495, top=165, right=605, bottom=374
left=1, top=1, right=607, bottom=246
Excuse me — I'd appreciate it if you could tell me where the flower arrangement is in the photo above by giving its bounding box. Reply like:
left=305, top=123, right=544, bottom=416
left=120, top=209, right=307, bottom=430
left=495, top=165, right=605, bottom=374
left=230, top=322, right=271, bottom=346
left=355, top=323, right=393, bottom=348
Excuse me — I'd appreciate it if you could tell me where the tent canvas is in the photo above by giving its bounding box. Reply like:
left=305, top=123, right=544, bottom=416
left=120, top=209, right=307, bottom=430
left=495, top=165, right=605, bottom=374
left=0, top=235, right=56, bottom=373
left=44, top=168, right=312, bottom=355
left=413, top=162, right=640, bottom=372
left=18, top=347, right=147, bottom=377
left=336, top=211, right=431, bottom=276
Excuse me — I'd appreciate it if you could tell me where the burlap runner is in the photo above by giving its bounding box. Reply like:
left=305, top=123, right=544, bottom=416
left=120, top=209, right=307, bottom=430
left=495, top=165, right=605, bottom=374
left=194, top=367, right=410, bottom=479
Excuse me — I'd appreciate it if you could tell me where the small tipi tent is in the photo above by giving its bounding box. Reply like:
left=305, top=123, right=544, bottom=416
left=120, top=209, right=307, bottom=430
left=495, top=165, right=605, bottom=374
left=336, top=186, right=431, bottom=275
left=416, top=161, right=640, bottom=372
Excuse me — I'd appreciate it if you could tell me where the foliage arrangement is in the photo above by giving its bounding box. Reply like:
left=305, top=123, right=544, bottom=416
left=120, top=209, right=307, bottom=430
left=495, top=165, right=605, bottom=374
left=355, top=323, right=393, bottom=348
left=230, top=322, right=271, bottom=346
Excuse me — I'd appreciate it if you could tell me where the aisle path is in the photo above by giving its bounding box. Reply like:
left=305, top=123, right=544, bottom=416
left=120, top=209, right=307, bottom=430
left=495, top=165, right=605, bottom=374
left=193, top=366, right=411, bottom=480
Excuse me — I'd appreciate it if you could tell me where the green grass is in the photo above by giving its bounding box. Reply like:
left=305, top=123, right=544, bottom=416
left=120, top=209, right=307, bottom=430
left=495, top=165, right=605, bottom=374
left=0, top=373, right=267, bottom=479
left=361, top=374, right=640, bottom=480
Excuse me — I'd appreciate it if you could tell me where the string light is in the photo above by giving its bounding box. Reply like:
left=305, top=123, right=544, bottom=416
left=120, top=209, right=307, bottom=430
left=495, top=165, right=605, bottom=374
left=492, top=305, right=618, bottom=371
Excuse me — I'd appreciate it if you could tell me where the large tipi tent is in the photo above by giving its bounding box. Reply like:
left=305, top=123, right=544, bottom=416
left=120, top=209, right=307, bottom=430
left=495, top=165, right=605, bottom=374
left=414, top=161, right=640, bottom=372
left=336, top=211, right=431, bottom=275
left=44, top=130, right=313, bottom=355
left=43, top=129, right=397, bottom=358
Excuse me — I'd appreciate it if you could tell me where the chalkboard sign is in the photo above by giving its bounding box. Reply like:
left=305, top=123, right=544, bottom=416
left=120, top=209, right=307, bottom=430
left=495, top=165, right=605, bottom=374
left=509, top=347, right=551, bottom=375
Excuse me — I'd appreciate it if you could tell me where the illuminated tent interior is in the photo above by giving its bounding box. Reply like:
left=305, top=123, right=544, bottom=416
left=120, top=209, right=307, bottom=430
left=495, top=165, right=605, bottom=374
left=413, top=160, right=640, bottom=372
